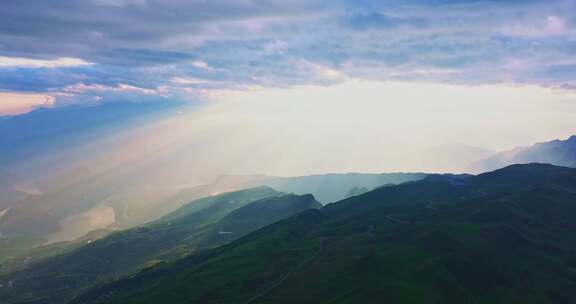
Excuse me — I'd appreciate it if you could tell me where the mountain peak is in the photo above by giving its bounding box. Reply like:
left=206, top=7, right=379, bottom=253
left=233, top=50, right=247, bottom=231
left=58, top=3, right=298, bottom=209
left=470, top=136, right=576, bottom=173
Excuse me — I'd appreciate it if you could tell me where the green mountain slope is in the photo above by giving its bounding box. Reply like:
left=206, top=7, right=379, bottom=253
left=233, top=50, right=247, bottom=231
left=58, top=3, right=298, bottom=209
left=256, top=172, right=427, bottom=203
left=72, top=164, right=576, bottom=304
left=0, top=187, right=321, bottom=304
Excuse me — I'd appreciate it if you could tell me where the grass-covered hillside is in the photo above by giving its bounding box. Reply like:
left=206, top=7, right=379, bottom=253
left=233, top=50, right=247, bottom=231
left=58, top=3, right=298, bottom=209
left=73, top=163, right=576, bottom=304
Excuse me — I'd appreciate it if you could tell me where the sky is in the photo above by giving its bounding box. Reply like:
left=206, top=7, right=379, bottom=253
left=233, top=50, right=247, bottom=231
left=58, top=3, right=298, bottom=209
left=1, top=0, right=576, bottom=173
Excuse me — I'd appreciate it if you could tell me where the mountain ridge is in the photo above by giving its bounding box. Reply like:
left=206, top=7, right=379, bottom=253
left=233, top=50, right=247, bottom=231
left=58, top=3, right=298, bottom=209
left=69, top=163, right=576, bottom=304
left=0, top=187, right=322, bottom=304
left=471, top=136, right=576, bottom=172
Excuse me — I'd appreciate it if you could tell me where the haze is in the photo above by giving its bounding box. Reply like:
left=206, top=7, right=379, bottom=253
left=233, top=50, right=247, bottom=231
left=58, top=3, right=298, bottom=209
left=2, top=0, right=576, bottom=243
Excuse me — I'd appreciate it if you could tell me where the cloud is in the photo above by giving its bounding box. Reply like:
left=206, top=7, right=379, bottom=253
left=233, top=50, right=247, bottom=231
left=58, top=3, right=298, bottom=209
left=0, top=92, right=54, bottom=115
left=0, top=0, right=575, bottom=106
left=63, top=83, right=163, bottom=95
left=94, top=0, right=148, bottom=7
left=190, top=61, right=212, bottom=70
left=170, top=77, right=210, bottom=85
left=345, top=12, right=428, bottom=30
left=56, top=83, right=174, bottom=106
left=0, top=57, right=91, bottom=68
left=501, top=15, right=571, bottom=37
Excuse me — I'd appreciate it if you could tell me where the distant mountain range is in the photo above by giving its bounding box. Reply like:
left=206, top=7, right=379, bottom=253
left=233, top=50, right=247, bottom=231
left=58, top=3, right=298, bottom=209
left=253, top=172, right=427, bottom=203
left=3, top=163, right=576, bottom=303
left=60, top=163, right=576, bottom=304
left=471, top=135, right=576, bottom=172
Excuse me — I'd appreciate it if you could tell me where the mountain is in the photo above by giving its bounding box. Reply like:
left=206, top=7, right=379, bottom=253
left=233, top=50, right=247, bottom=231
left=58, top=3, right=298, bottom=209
left=0, top=228, right=114, bottom=275
left=255, top=172, right=427, bottom=203
left=70, top=164, right=576, bottom=304
left=0, top=169, right=424, bottom=264
left=0, top=187, right=321, bottom=304
left=471, top=135, right=576, bottom=172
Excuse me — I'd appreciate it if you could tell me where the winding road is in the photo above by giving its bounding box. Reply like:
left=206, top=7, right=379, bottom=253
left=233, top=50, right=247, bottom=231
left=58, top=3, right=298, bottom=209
left=385, top=215, right=409, bottom=224
left=548, top=182, right=576, bottom=195
left=244, top=237, right=329, bottom=304
left=245, top=224, right=375, bottom=304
